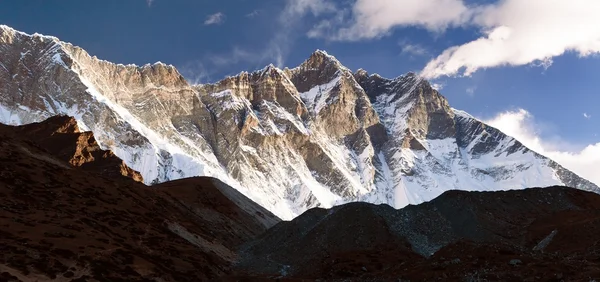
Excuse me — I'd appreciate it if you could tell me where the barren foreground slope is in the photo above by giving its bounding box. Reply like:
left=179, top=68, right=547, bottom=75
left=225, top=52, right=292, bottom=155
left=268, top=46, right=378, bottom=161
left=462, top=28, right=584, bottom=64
left=233, top=187, right=600, bottom=281
left=0, top=116, right=279, bottom=281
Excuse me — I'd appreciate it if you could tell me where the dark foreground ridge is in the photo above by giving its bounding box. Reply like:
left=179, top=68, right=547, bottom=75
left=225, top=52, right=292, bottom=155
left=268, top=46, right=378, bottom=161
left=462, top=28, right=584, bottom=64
left=2, top=116, right=600, bottom=281
left=233, top=188, right=600, bottom=281
left=0, top=116, right=280, bottom=281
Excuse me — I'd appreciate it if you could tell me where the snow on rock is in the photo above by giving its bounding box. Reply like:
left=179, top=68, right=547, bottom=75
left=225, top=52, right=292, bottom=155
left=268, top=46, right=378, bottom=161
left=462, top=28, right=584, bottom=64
left=299, top=72, right=342, bottom=114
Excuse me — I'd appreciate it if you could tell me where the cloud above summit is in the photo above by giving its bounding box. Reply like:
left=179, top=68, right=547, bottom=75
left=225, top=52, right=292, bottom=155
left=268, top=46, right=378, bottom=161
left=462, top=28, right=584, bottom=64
left=296, top=0, right=600, bottom=78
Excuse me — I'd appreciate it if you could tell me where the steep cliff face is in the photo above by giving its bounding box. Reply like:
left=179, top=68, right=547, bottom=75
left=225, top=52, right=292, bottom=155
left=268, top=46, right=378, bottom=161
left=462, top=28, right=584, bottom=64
left=0, top=25, right=597, bottom=219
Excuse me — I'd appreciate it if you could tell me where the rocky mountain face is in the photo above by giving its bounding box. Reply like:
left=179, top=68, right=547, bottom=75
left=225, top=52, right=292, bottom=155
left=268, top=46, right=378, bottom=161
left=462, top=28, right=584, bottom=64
left=0, top=115, right=280, bottom=281
left=0, top=25, right=597, bottom=219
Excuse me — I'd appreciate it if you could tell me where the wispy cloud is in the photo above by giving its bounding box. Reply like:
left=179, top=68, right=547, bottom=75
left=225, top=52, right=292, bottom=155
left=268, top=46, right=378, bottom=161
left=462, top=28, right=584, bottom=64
left=178, top=60, right=212, bottom=85
left=181, top=1, right=309, bottom=82
left=203, top=0, right=325, bottom=70
left=146, top=0, right=154, bottom=7
left=484, top=109, right=600, bottom=186
left=466, top=86, right=476, bottom=96
left=182, top=0, right=342, bottom=82
left=206, top=47, right=274, bottom=68
left=246, top=10, right=261, bottom=18
left=584, top=113, right=592, bottom=119
left=282, top=0, right=336, bottom=18
left=179, top=48, right=275, bottom=84
left=400, top=41, right=429, bottom=57
left=204, top=12, right=226, bottom=26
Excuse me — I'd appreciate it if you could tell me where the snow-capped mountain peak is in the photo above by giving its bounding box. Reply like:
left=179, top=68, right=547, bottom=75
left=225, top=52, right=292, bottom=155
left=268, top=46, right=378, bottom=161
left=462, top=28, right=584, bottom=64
left=0, top=25, right=597, bottom=219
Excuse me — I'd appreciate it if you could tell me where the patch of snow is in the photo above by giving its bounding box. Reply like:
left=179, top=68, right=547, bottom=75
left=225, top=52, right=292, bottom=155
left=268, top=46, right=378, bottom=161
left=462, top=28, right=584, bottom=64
left=0, top=104, right=21, bottom=125
left=52, top=53, right=67, bottom=68
left=299, top=73, right=342, bottom=114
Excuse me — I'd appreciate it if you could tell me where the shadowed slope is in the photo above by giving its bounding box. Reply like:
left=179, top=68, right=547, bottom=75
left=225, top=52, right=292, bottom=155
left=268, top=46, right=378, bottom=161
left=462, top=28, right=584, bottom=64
left=234, top=187, right=600, bottom=281
left=0, top=116, right=280, bottom=281
left=0, top=115, right=144, bottom=182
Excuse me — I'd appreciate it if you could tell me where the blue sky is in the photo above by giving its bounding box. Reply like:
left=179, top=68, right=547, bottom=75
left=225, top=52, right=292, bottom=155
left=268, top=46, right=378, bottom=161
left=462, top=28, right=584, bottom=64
left=1, top=0, right=599, bottom=182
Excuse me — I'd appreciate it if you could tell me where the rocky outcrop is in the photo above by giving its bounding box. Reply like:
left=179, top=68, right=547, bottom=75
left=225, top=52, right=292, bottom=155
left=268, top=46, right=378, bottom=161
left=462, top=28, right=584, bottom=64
left=0, top=115, right=144, bottom=182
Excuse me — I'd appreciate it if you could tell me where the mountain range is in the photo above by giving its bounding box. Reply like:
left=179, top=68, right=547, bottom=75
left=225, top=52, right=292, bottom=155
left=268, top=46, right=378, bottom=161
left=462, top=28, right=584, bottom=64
left=0, top=25, right=597, bottom=219
left=1, top=114, right=599, bottom=281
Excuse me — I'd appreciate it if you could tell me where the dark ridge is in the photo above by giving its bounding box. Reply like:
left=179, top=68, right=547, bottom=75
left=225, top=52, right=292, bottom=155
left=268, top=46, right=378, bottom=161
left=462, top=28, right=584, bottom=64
left=232, top=186, right=600, bottom=280
left=0, top=115, right=280, bottom=280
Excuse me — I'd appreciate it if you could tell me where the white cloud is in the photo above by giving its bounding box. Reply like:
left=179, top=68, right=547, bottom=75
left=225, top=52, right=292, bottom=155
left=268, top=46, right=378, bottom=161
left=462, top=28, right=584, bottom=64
left=346, top=0, right=470, bottom=39
left=300, top=0, right=600, bottom=77
left=146, top=0, right=154, bottom=7
left=204, top=12, right=226, bottom=26
left=584, top=113, right=592, bottom=119
left=308, top=0, right=471, bottom=40
left=422, top=0, right=600, bottom=78
left=484, top=109, right=600, bottom=186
